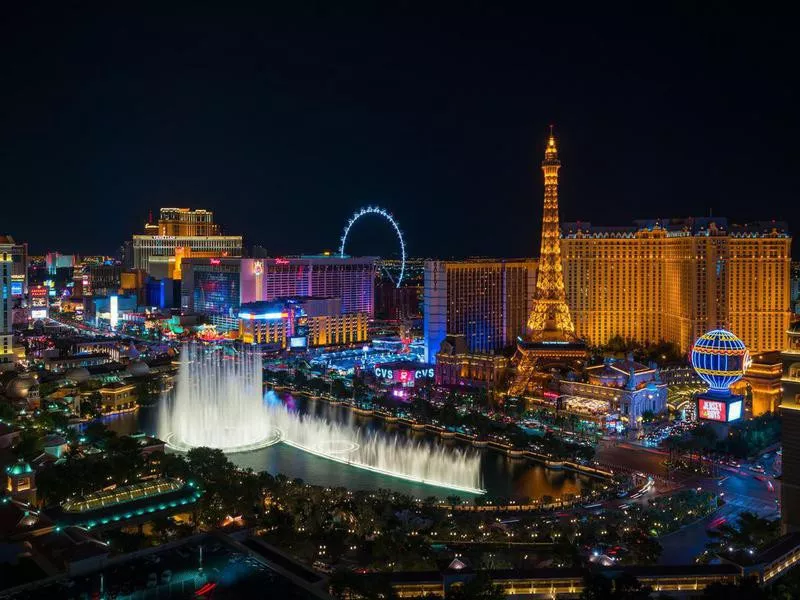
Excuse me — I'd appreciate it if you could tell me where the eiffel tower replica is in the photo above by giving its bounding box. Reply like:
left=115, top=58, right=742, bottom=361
left=509, top=128, right=586, bottom=397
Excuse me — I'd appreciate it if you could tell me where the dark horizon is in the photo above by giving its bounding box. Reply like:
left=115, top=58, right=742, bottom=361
left=3, top=10, right=798, bottom=258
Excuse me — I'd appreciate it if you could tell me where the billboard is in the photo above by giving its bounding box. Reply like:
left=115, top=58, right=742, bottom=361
left=698, top=398, right=743, bottom=423
left=30, top=285, right=48, bottom=306
left=110, top=295, right=119, bottom=330
left=698, top=399, right=727, bottom=422
left=30, top=285, right=49, bottom=320
left=10, top=281, right=23, bottom=296
left=289, top=336, right=307, bottom=349
left=727, top=399, right=743, bottom=422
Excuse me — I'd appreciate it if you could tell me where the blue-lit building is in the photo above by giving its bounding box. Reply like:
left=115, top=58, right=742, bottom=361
left=423, top=259, right=536, bottom=362
left=145, top=277, right=177, bottom=309
left=559, top=357, right=668, bottom=429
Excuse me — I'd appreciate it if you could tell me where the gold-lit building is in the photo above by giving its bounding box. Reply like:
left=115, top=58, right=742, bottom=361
left=239, top=299, right=368, bottom=349
left=98, top=382, right=138, bottom=413
left=434, top=334, right=511, bottom=388
left=131, top=207, right=243, bottom=277
left=241, top=312, right=367, bottom=348
left=307, top=313, right=368, bottom=347
left=561, top=218, right=792, bottom=353
left=781, top=322, right=800, bottom=532
left=154, top=208, right=220, bottom=236
left=730, top=351, right=783, bottom=417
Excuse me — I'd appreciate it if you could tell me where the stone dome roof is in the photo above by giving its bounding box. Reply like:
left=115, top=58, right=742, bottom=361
left=5, top=375, right=38, bottom=399
left=41, top=434, right=67, bottom=447
left=64, top=367, right=90, bottom=384
left=125, top=360, right=150, bottom=377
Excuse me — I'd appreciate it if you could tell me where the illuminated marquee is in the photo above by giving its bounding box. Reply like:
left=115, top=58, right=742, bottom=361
left=30, top=286, right=48, bottom=308
left=698, top=399, right=726, bottom=422
left=373, top=366, right=434, bottom=383
left=238, top=311, right=286, bottom=320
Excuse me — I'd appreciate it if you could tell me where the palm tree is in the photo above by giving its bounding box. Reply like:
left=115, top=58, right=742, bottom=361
left=707, top=511, right=780, bottom=558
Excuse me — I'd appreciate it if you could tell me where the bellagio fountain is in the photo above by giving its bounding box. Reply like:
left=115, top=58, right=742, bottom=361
left=159, top=344, right=484, bottom=494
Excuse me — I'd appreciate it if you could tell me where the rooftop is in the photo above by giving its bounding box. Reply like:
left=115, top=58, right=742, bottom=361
left=587, top=358, right=653, bottom=375
left=562, top=218, right=790, bottom=239
left=62, top=478, right=186, bottom=513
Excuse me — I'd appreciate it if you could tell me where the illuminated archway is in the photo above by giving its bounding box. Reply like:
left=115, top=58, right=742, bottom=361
left=339, top=206, right=405, bottom=287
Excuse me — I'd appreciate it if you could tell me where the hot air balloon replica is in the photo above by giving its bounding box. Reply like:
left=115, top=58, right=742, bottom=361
left=691, top=329, right=750, bottom=424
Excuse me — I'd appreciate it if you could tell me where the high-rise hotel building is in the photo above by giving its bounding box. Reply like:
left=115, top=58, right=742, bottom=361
left=424, top=259, right=537, bottom=362
left=780, top=322, right=800, bottom=531
left=560, top=218, right=791, bottom=353
left=1, top=235, right=26, bottom=370
left=181, top=256, right=377, bottom=331
left=131, top=208, right=243, bottom=276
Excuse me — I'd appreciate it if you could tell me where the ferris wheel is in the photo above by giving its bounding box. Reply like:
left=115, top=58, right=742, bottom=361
left=339, top=206, right=406, bottom=287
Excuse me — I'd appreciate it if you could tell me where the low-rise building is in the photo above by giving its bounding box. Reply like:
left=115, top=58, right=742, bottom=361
left=239, top=298, right=368, bottom=350
left=98, top=382, right=137, bottom=413
left=559, top=357, right=668, bottom=429
left=42, top=353, right=112, bottom=373
left=434, top=334, right=511, bottom=389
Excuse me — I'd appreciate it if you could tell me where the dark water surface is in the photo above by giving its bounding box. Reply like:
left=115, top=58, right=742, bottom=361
left=104, top=393, right=586, bottom=500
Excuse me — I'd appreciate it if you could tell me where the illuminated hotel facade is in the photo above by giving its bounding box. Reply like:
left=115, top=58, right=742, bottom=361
left=1, top=237, right=19, bottom=370
left=131, top=208, right=243, bottom=276
left=181, top=256, right=377, bottom=331
left=423, top=259, right=537, bottom=362
left=560, top=218, right=792, bottom=354
left=781, top=322, right=800, bottom=532
left=239, top=299, right=368, bottom=349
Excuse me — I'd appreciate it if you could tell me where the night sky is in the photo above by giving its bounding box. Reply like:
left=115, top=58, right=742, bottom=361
left=3, top=10, right=798, bottom=258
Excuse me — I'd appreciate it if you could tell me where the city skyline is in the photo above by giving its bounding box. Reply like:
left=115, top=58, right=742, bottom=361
left=3, top=11, right=799, bottom=258
left=3, top=10, right=800, bottom=598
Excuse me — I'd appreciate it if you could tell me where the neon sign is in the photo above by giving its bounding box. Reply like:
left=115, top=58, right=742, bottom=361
left=373, top=366, right=434, bottom=382
left=698, top=399, right=726, bottom=422
left=238, top=311, right=287, bottom=320
left=275, top=258, right=290, bottom=265
left=209, top=259, right=221, bottom=265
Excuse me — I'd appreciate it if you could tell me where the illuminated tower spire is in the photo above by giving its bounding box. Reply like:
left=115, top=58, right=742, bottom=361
left=509, top=128, right=585, bottom=397
left=527, top=127, right=576, bottom=338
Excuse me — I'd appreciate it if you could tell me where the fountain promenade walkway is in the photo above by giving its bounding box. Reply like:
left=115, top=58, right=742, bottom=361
left=267, top=384, right=615, bottom=482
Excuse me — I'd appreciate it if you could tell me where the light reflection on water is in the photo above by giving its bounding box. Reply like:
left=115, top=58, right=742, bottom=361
left=102, top=394, right=587, bottom=500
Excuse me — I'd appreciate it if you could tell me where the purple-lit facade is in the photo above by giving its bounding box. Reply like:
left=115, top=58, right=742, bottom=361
left=181, top=257, right=377, bottom=330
